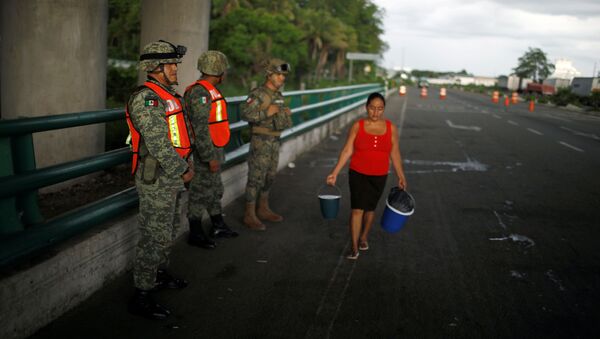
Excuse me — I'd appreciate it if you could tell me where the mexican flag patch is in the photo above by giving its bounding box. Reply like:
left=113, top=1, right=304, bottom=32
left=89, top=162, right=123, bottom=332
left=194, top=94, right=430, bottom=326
left=145, top=99, right=159, bottom=107
left=201, top=97, right=208, bottom=104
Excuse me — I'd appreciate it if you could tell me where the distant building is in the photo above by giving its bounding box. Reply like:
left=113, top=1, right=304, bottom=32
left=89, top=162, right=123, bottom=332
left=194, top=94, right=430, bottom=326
left=474, top=76, right=497, bottom=87
left=571, top=77, right=600, bottom=96
left=425, top=75, right=496, bottom=87
left=543, top=78, right=571, bottom=90
left=453, top=76, right=475, bottom=86
left=498, top=75, right=532, bottom=91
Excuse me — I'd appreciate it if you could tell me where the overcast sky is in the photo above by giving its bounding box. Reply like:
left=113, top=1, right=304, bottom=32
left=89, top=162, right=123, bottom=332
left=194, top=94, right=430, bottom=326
left=372, top=0, right=600, bottom=77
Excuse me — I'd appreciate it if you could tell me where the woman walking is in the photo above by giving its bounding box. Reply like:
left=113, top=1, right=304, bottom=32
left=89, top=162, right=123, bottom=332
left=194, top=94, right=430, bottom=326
left=326, top=92, right=407, bottom=259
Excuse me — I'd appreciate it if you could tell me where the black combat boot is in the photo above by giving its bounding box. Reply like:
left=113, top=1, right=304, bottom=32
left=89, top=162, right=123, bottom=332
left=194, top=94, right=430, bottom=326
left=128, top=288, right=171, bottom=320
left=188, top=219, right=216, bottom=249
left=210, top=214, right=239, bottom=238
left=155, top=269, right=188, bottom=290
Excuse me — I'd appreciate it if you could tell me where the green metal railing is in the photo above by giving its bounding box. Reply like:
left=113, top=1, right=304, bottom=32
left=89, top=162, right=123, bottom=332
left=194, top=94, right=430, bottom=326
left=0, top=83, right=383, bottom=266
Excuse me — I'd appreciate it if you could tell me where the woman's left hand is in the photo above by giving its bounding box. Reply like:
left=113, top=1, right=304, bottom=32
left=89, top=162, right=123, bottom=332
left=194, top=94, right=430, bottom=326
left=398, top=175, right=407, bottom=190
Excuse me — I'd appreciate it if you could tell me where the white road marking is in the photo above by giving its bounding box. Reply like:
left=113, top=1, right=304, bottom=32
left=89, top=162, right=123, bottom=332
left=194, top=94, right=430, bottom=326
left=446, top=119, right=482, bottom=132
left=305, top=243, right=357, bottom=339
left=558, top=141, right=584, bottom=152
left=560, top=126, right=600, bottom=141
left=507, top=120, right=519, bottom=126
left=404, top=158, right=488, bottom=173
left=527, top=128, right=543, bottom=135
left=398, top=95, right=408, bottom=137
left=493, top=210, right=507, bottom=229
left=492, top=114, right=502, bottom=119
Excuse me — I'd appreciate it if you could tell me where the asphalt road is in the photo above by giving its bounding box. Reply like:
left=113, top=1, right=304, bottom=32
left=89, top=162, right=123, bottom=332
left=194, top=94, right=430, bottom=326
left=32, top=88, right=600, bottom=338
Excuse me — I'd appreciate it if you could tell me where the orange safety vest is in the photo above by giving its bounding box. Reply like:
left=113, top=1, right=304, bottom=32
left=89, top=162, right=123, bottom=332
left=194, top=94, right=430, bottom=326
left=186, top=80, right=230, bottom=147
left=125, top=81, right=193, bottom=174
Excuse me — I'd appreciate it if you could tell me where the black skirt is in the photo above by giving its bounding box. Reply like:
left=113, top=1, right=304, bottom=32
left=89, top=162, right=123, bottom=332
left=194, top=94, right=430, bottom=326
left=348, top=169, right=388, bottom=211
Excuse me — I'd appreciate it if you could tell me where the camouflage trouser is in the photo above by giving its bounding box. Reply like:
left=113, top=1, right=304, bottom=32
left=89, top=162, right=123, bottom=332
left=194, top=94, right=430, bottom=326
left=245, top=134, right=280, bottom=203
left=133, top=171, right=185, bottom=291
left=188, top=159, right=224, bottom=219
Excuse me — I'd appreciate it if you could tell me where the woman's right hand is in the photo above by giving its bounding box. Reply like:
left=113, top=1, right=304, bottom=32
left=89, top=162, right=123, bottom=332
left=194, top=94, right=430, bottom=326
left=326, top=173, right=337, bottom=186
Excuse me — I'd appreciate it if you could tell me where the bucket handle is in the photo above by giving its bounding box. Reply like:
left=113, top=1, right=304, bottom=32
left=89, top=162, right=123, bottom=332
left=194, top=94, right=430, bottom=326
left=318, top=184, right=341, bottom=197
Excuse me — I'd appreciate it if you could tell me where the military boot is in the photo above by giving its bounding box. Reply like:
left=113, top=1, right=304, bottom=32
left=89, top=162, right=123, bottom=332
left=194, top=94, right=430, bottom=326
left=210, top=214, right=239, bottom=238
left=243, top=203, right=266, bottom=231
left=188, top=219, right=216, bottom=249
left=128, top=288, right=171, bottom=320
left=257, top=193, right=283, bottom=222
left=155, top=269, right=188, bottom=290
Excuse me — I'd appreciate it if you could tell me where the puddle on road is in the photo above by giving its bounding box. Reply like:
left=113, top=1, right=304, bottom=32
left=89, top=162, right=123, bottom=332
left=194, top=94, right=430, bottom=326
left=489, top=234, right=535, bottom=247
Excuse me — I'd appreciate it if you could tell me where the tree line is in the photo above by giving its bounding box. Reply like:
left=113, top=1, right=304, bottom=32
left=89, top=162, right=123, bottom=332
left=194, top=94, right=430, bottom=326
left=107, top=0, right=387, bottom=98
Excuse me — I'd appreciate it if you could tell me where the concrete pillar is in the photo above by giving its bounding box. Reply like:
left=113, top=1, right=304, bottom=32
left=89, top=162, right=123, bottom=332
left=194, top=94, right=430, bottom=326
left=1, top=0, right=108, bottom=169
left=139, top=0, right=211, bottom=92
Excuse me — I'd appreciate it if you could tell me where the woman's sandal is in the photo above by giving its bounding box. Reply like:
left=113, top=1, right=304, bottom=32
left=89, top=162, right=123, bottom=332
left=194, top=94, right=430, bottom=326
left=346, top=251, right=359, bottom=260
left=359, top=240, right=369, bottom=251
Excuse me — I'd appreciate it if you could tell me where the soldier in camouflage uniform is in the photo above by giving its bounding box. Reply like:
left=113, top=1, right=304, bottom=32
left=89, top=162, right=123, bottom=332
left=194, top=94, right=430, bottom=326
left=241, top=58, right=293, bottom=231
left=125, top=40, right=194, bottom=320
left=184, top=50, right=238, bottom=249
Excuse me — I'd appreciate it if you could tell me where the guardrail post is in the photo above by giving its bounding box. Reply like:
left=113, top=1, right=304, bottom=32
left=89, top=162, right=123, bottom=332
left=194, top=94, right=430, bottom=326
left=0, top=137, right=25, bottom=233
left=12, top=134, right=44, bottom=226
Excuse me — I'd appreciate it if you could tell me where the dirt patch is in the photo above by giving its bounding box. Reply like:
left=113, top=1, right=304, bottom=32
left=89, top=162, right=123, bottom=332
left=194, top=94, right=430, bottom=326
left=38, top=164, right=135, bottom=220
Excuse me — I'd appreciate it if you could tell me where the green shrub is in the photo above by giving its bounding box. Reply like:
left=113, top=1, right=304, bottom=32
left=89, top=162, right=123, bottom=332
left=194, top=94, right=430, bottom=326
left=106, top=65, right=138, bottom=108
left=105, top=65, right=137, bottom=150
left=551, top=88, right=577, bottom=107
left=580, top=92, right=600, bottom=111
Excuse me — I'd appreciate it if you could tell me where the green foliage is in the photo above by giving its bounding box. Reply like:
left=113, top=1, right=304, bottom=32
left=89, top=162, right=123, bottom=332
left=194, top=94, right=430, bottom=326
left=513, top=47, right=554, bottom=83
left=550, top=88, right=577, bottom=107
left=106, top=65, right=138, bottom=107
left=107, top=0, right=141, bottom=60
left=210, top=0, right=386, bottom=88
left=411, top=69, right=473, bottom=79
left=105, top=65, right=137, bottom=151
left=580, top=91, right=600, bottom=111
left=210, top=7, right=307, bottom=88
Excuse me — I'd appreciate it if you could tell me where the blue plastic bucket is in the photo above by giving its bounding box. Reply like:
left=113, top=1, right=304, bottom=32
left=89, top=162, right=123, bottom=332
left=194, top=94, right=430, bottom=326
left=381, top=200, right=414, bottom=233
left=318, top=185, right=341, bottom=219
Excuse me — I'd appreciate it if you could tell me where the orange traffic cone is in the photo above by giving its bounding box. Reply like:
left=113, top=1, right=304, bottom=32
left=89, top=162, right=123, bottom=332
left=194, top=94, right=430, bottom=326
left=529, top=100, right=535, bottom=112
left=399, top=85, right=406, bottom=96
left=492, top=91, right=499, bottom=103
left=440, top=87, right=447, bottom=100
left=420, top=87, right=428, bottom=98
left=511, top=92, right=518, bottom=104
left=504, top=95, right=510, bottom=107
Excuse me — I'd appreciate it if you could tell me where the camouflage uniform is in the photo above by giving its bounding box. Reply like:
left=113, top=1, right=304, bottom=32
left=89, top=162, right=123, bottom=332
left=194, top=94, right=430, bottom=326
left=184, top=50, right=237, bottom=244
left=127, top=41, right=191, bottom=294
left=242, top=86, right=292, bottom=202
left=185, top=84, right=224, bottom=218
left=129, top=78, right=189, bottom=291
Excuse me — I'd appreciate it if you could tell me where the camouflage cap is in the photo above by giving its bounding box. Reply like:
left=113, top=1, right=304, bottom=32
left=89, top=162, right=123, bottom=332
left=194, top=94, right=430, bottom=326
left=264, top=58, right=291, bottom=75
left=197, top=50, right=229, bottom=76
left=139, top=40, right=187, bottom=72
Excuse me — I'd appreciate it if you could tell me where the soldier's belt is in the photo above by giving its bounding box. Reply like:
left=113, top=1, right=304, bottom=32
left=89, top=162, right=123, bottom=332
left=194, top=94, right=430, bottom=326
left=252, top=126, right=281, bottom=137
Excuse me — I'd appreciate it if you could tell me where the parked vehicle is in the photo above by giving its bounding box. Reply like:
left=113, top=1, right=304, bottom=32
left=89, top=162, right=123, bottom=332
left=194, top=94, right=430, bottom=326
left=525, top=83, right=555, bottom=95
left=417, top=79, right=429, bottom=88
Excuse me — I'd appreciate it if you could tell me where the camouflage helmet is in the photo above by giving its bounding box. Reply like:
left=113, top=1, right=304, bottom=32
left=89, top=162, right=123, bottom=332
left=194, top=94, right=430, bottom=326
left=264, top=58, right=291, bottom=75
left=197, top=50, right=229, bottom=76
left=139, top=40, right=187, bottom=72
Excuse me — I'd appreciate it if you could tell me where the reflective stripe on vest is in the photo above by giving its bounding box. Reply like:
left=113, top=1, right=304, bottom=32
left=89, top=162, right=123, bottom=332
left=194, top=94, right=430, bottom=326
left=125, top=81, right=193, bottom=174
left=186, top=80, right=230, bottom=147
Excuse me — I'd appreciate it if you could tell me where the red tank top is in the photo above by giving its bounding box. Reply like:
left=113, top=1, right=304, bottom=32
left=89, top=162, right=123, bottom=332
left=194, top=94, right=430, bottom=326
left=349, top=119, right=392, bottom=175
